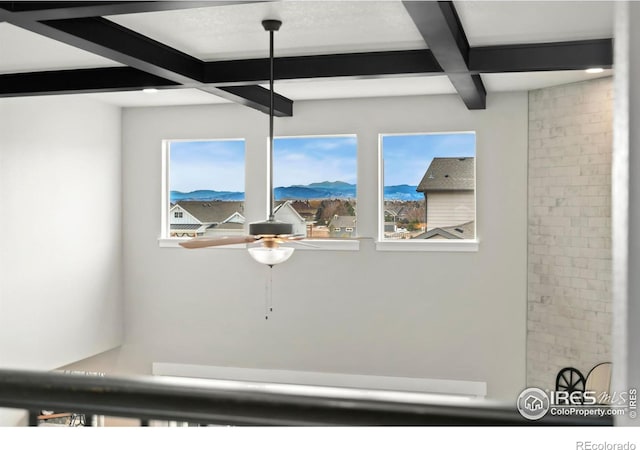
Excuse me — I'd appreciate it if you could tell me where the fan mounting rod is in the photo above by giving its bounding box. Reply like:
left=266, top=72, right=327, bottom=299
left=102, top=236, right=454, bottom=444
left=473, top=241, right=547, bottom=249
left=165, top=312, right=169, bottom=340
left=249, top=19, right=292, bottom=237
left=264, top=19, right=280, bottom=221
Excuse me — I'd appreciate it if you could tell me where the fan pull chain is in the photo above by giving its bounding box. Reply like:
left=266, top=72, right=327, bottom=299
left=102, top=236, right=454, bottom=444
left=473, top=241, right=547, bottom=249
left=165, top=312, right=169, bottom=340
left=265, top=266, right=274, bottom=320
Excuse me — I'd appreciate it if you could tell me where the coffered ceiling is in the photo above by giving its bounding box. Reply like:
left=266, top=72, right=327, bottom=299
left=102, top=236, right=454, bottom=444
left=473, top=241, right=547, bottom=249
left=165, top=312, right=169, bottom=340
left=0, top=1, right=614, bottom=112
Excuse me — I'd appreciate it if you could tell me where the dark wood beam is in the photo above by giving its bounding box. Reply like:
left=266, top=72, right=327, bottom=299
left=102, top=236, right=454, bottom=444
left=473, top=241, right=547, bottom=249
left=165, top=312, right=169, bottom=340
left=402, top=1, right=486, bottom=110
left=203, top=50, right=443, bottom=85
left=0, top=67, right=178, bottom=97
left=0, top=50, right=443, bottom=104
left=208, top=85, right=293, bottom=117
left=0, top=38, right=611, bottom=100
left=469, top=39, right=613, bottom=73
left=0, top=2, right=258, bottom=20
left=0, top=10, right=293, bottom=116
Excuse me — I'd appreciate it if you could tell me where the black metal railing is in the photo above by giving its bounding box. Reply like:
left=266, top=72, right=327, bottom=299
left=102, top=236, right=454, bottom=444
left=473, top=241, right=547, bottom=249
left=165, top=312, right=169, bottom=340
left=0, top=369, right=612, bottom=426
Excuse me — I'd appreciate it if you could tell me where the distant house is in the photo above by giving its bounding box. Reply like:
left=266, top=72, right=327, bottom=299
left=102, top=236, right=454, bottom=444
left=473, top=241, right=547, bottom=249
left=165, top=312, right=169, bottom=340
left=384, top=206, right=407, bottom=222
left=273, top=200, right=307, bottom=236
left=384, top=222, right=397, bottom=233
left=169, top=201, right=245, bottom=237
left=329, top=215, right=357, bottom=238
left=289, top=200, right=317, bottom=222
left=171, top=200, right=307, bottom=238
left=308, top=225, right=330, bottom=238
left=416, top=157, right=475, bottom=231
left=415, top=221, right=475, bottom=240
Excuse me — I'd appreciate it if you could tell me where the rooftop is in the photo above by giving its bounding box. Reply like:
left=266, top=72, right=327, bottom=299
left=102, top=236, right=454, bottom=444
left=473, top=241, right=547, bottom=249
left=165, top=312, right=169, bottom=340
left=417, top=158, right=475, bottom=192
left=174, top=201, right=244, bottom=224
left=416, top=221, right=476, bottom=240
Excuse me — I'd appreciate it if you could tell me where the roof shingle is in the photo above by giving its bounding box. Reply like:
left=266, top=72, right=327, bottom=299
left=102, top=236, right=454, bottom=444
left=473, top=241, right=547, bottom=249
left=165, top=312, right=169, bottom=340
left=174, top=201, right=244, bottom=223
left=415, top=221, right=475, bottom=239
left=416, top=157, right=475, bottom=192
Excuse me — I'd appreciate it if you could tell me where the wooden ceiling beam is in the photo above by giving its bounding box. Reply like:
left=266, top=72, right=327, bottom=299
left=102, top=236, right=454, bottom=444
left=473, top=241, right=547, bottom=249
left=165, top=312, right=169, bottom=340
left=0, top=9, right=293, bottom=116
left=402, top=1, right=486, bottom=110
left=0, top=38, right=611, bottom=101
left=0, top=2, right=259, bottom=21
left=469, top=39, right=613, bottom=73
left=0, top=67, right=178, bottom=97
left=203, top=50, right=443, bottom=85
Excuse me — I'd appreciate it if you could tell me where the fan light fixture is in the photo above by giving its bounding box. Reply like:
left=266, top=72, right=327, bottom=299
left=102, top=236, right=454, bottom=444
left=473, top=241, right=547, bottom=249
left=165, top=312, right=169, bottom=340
left=247, top=19, right=294, bottom=266
left=178, top=20, right=301, bottom=269
left=247, top=246, right=294, bottom=266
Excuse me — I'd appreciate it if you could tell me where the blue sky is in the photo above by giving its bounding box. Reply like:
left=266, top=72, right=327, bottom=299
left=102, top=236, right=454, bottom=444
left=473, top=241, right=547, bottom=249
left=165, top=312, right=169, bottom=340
left=170, top=133, right=475, bottom=193
left=274, top=136, right=357, bottom=187
left=382, top=133, right=476, bottom=186
left=170, top=140, right=245, bottom=192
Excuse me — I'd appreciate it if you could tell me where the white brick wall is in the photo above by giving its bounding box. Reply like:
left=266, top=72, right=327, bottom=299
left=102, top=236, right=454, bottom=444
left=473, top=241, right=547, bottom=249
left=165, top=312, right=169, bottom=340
left=527, top=77, right=613, bottom=390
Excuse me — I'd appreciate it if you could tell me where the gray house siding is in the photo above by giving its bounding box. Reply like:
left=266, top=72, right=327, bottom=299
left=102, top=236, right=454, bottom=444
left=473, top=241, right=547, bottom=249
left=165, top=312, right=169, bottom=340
left=425, top=190, right=475, bottom=230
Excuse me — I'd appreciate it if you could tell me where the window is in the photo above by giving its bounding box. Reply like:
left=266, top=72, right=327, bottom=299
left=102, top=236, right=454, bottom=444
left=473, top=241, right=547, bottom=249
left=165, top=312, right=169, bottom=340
left=165, top=139, right=245, bottom=239
left=273, top=135, right=357, bottom=238
left=380, top=132, right=476, bottom=242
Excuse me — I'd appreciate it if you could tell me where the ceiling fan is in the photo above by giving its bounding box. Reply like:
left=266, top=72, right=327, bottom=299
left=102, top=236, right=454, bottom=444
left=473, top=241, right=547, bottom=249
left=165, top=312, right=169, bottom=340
left=180, top=19, right=303, bottom=266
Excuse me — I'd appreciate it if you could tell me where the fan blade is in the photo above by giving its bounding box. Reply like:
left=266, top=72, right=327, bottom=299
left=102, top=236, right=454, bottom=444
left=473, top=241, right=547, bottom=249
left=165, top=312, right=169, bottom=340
left=273, top=235, right=319, bottom=248
left=280, top=234, right=306, bottom=240
left=179, top=235, right=258, bottom=249
left=285, top=240, right=320, bottom=248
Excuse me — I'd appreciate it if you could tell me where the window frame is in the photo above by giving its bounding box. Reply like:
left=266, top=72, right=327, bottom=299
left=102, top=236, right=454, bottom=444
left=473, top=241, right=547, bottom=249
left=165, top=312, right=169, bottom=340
left=159, top=138, right=247, bottom=247
left=159, top=136, right=360, bottom=251
left=158, top=132, right=479, bottom=252
left=376, top=131, right=479, bottom=252
left=269, top=133, right=361, bottom=251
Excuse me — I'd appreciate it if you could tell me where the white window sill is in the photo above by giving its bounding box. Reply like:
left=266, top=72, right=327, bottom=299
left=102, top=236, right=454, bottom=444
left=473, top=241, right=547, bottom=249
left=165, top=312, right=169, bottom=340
left=158, top=238, right=360, bottom=251
left=161, top=238, right=476, bottom=252
left=375, top=240, right=479, bottom=252
left=293, top=239, right=360, bottom=251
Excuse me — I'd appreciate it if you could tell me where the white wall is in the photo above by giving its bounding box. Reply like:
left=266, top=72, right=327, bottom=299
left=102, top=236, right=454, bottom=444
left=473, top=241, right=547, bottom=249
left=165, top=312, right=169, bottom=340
left=0, top=96, right=123, bottom=372
left=113, top=92, right=527, bottom=401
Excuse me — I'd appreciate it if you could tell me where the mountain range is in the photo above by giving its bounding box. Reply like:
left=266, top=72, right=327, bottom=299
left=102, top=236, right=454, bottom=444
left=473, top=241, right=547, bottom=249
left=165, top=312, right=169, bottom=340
left=170, top=181, right=423, bottom=203
left=170, top=189, right=245, bottom=202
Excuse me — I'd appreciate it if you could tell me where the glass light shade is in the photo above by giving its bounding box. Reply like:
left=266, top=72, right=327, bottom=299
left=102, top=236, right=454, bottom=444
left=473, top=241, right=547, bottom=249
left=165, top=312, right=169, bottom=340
left=247, top=246, right=294, bottom=266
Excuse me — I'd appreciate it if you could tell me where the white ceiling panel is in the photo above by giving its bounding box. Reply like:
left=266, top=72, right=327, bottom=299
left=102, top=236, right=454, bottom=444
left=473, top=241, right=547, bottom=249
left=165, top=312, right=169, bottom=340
left=82, top=70, right=614, bottom=107
left=79, top=77, right=456, bottom=107
left=261, top=76, right=457, bottom=101
left=84, top=88, right=231, bottom=107
left=455, top=1, right=614, bottom=46
left=107, top=1, right=426, bottom=61
left=0, top=23, right=122, bottom=74
left=481, top=70, right=612, bottom=92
